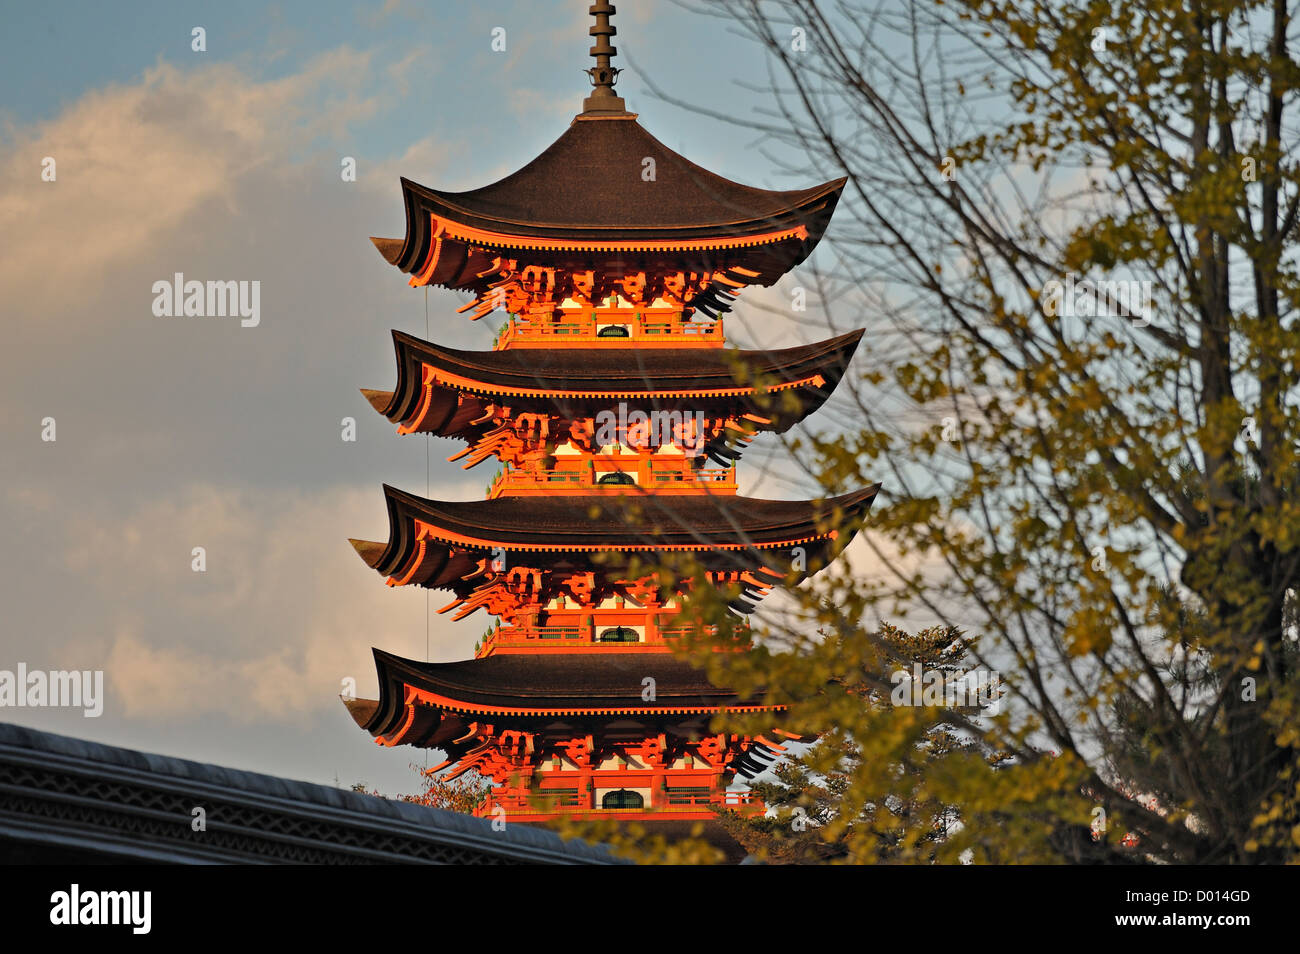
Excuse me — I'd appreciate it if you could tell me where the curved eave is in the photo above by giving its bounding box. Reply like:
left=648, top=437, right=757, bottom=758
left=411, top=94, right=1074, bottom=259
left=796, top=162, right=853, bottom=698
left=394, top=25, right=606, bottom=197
left=373, top=219, right=832, bottom=292
left=351, top=484, right=880, bottom=592
left=404, top=169, right=845, bottom=241
left=407, top=687, right=772, bottom=719
left=357, top=650, right=778, bottom=742
left=374, top=176, right=842, bottom=289
left=376, top=176, right=843, bottom=275
left=371, top=328, right=864, bottom=436
left=371, top=113, right=846, bottom=287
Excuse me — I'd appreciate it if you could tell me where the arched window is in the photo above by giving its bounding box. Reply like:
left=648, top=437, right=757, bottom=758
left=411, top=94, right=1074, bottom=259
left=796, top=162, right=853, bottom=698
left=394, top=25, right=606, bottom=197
left=597, top=471, right=635, bottom=486
left=602, top=789, right=644, bottom=809
left=597, top=325, right=630, bottom=337
left=598, top=626, right=639, bottom=643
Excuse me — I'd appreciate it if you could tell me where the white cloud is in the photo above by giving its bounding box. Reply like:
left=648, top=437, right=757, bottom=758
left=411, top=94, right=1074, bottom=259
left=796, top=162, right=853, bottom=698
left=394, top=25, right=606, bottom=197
left=364, top=133, right=454, bottom=196
left=0, top=50, right=376, bottom=310
left=63, top=480, right=484, bottom=723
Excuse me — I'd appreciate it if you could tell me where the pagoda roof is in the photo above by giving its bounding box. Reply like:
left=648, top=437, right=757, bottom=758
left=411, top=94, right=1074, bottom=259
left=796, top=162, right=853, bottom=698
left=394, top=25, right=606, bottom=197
left=349, top=484, right=878, bottom=609
left=357, top=649, right=762, bottom=725
left=367, top=328, right=864, bottom=439
left=349, top=651, right=784, bottom=775
left=355, top=483, right=876, bottom=565
left=372, top=114, right=845, bottom=286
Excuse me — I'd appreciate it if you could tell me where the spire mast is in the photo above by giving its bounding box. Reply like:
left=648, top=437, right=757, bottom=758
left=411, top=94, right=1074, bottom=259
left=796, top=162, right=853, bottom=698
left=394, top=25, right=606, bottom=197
left=582, top=1, right=628, bottom=114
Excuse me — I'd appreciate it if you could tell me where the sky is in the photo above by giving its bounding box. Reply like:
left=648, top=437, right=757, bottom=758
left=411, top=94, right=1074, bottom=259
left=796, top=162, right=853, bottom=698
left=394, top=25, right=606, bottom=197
left=0, top=0, right=890, bottom=794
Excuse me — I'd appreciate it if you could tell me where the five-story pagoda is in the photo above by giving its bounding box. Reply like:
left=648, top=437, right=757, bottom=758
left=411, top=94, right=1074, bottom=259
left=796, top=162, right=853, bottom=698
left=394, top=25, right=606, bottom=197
left=346, top=2, right=877, bottom=842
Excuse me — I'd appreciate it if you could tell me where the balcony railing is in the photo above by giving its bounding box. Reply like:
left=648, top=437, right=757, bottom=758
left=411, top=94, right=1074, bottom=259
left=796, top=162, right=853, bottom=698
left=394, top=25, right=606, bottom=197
left=665, top=791, right=761, bottom=807
left=477, top=789, right=762, bottom=815
left=475, top=623, right=731, bottom=657
left=496, top=313, right=723, bottom=348
left=651, top=467, right=734, bottom=484
left=532, top=625, right=582, bottom=640
left=531, top=789, right=583, bottom=807
left=489, top=462, right=736, bottom=497
left=476, top=626, right=582, bottom=656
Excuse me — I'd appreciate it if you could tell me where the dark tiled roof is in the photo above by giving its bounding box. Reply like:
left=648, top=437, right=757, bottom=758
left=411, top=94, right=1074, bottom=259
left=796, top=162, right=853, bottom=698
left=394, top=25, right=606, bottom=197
left=364, top=329, right=864, bottom=467
left=393, top=115, right=843, bottom=241
left=364, top=649, right=756, bottom=719
left=349, top=485, right=878, bottom=613
left=353, top=653, right=787, bottom=778
left=354, top=483, right=878, bottom=568
left=376, top=328, right=863, bottom=408
left=0, top=722, right=620, bottom=864
left=371, top=115, right=845, bottom=287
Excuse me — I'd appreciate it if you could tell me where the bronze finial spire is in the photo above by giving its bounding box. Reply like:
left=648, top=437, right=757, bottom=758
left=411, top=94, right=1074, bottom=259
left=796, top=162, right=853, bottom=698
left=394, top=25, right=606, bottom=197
left=582, top=1, right=628, bottom=114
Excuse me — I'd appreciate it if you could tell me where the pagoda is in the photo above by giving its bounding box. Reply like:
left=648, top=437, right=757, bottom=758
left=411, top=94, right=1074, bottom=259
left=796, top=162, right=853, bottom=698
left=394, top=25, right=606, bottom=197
left=345, top=2, right=877, bottom=847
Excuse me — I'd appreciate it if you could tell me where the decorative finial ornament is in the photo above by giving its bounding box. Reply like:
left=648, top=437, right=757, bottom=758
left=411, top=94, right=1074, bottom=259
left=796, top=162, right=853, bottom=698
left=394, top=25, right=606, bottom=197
left=582, top=0, right=628, bottom=114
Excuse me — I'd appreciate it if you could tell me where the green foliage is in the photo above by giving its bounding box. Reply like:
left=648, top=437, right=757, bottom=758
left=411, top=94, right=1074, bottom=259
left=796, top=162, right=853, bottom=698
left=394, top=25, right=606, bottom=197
left=715, top=623, right=1005, bottom=864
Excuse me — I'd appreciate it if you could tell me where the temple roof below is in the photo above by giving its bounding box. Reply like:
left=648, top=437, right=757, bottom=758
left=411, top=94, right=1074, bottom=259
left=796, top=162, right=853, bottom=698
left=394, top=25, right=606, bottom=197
left=0, top=723, right=619, bottom=864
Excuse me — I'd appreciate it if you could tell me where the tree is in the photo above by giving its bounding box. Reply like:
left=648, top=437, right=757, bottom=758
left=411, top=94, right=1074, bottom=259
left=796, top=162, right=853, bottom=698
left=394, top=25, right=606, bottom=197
left=401, top=763, right=492, bottom=815
left=714, top=623, right=998, bottom=864
left=346, top=765, right=491, bottom=815
left=608, top=0, right=1300, bottom=863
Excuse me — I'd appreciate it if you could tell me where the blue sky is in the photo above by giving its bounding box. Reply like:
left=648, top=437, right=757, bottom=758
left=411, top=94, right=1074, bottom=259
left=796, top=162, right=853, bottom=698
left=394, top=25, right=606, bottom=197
left=0, top=1, right=867, bottom=795
left=1, top=1, right=806, bottom=188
